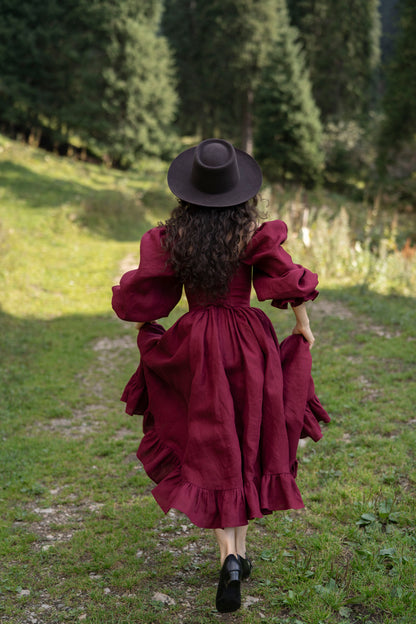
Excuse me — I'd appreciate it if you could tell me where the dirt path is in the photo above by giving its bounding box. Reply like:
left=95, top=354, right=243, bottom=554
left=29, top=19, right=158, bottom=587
left=311, top=298, right=401, bottom=339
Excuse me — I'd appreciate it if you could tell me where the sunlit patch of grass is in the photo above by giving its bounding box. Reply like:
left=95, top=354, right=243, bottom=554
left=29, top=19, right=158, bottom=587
left=0, top=137, right=173, bottom=319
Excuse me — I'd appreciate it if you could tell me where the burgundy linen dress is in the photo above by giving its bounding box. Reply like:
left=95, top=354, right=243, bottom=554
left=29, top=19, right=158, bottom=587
left=112, top=220, right=330, bottom=529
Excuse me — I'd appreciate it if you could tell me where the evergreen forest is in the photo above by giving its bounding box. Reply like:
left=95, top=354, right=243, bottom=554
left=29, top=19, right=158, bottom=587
left=0, top=0, right=415, bottom=200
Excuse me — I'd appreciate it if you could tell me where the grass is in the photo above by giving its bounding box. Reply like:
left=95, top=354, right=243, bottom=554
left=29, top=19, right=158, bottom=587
left=0, top=135, right=415, bottom=623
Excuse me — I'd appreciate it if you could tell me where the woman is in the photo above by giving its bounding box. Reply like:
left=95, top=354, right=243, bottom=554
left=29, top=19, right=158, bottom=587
left=112, top=138, right=329, bottom=613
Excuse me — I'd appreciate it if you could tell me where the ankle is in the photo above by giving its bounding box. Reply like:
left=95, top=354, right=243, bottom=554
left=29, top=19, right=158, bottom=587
left=220, top=551, right=237, bottom=566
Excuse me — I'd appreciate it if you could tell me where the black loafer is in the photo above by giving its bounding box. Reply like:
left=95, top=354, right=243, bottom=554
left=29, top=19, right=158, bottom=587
left=238, top=555, right=253, bottom=580
left=215, top=554, right=242, bottom=613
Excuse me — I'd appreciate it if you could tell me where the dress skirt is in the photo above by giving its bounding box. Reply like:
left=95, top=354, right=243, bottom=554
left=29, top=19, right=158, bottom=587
left=112, top=220, right=330, bottom=529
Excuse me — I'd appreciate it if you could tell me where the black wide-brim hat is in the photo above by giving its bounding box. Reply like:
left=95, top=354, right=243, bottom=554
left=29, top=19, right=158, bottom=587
left=167, top=138, right=262, bottom=207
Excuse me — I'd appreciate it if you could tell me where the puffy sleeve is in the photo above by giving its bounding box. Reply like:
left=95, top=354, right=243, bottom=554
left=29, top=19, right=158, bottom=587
left=112, top=227, right=182, bottom=322
left=244, top=220, right=319, bottom=309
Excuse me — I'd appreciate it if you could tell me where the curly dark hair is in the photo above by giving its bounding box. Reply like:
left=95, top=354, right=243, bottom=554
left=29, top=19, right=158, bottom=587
left=162, top=197, right=263, bottom=301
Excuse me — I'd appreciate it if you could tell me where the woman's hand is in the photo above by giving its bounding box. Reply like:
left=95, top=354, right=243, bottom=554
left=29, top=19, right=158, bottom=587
left=291, top=302, right=315, bottom=347
left=292, top=322, right=315, bottom=347
left=135, top=321, right=156, bottom=330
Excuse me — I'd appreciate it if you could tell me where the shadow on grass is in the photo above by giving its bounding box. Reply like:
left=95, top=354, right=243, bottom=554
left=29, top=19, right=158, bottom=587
left=0, top=306, right=129, bottom=424
left=0, top=304, right=141, bottom=486
left=0, top=160, right=172, bottom=241
left=0, top=161, right=96, bottom=208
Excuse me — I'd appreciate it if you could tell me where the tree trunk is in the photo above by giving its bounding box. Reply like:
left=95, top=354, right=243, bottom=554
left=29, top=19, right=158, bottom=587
left=241, top=88, right=254, bottom=155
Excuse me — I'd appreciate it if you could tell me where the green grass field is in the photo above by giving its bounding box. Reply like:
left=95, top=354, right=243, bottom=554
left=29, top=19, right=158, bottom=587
left=0, top=136, right=415, bottom=623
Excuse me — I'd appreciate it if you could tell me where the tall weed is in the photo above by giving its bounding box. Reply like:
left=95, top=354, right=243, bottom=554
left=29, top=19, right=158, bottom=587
left=266, top=188, right=416, bottom=296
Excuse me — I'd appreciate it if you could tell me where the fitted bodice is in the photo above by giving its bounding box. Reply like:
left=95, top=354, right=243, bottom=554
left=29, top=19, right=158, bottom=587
left=112, top=220, right=319, bottom=323
left=185, top=263, right=252, bottom=310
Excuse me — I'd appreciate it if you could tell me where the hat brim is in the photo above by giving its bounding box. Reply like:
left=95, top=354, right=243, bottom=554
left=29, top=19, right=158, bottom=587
left=167, top=145, right=262, bottom=207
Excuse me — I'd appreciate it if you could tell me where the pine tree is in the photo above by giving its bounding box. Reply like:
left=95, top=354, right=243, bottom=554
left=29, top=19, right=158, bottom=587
left=254, top=0, right=323, bottom=185
left=161, top=0, right=205, bottom=136
left=287, top=0, right=381, bottom=121
left=0, top=0, right=177, bottom=164
left=88, top=0, right=178, bottom=165
left=162, top=0, right=278, bottom=152
left=0, top=0, right=70, bottom=140
left=379, top=0, right=416, bottom=151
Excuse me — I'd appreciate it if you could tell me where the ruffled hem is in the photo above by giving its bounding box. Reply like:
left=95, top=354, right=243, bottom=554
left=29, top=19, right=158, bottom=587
left=137, top=428, right=180, bottom=483
left=137, top=430, right=304, bottom=529
left=121, top=363, right=148, bottom=416
left=302, top=394, right=331, bottom=441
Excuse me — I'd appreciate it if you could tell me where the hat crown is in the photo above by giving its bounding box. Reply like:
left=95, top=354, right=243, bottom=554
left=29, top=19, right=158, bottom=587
left=167, top=137, right=262, bottom=208
left=199, top=141, right=232, bottom=167
left=191, top=139, right=240, bottom=195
